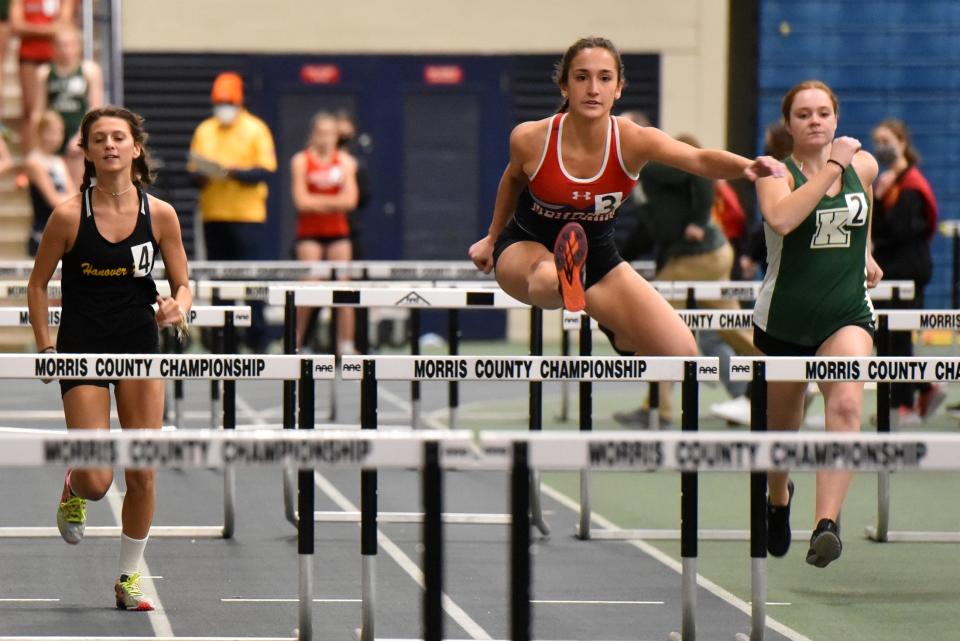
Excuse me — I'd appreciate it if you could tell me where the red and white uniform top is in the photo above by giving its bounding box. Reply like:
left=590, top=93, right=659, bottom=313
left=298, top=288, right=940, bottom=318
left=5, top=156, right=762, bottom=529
left=515, top=112, right=638, bottom=239
left=296, top=149, right=350, bottom=239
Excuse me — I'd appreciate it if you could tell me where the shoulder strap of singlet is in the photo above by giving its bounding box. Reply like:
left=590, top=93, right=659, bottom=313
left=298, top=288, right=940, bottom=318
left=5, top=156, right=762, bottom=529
left=528, top=114, right=561, bottom=181
left=611, top=116, right=639, bottom=180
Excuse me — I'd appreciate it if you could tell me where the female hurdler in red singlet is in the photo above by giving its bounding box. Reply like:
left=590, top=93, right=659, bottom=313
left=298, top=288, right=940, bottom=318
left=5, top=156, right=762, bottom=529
left=469, top=36, right=784, bottom=360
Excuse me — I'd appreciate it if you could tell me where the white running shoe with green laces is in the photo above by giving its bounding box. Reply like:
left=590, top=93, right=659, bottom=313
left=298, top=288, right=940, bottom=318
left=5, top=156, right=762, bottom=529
left=115, top=572, right=154, bottom=611
left=56, top=470, right=86, bottom=545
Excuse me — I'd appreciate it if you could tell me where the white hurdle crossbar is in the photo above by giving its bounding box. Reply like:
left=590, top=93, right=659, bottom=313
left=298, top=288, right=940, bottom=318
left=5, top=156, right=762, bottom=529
left=0, top=353, right=332, bottom=541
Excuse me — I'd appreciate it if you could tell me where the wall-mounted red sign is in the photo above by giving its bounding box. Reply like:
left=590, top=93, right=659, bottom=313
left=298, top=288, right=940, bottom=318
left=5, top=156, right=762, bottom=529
left=423, top=65, right=463, bottom=85
left=300, top=64, right=341, bottom=85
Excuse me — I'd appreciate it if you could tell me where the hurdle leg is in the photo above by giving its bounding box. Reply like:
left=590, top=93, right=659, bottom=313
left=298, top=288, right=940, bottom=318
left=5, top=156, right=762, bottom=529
left=360, top=359, right=378, bottom=641
left=559, top=315, right=570, bottom=422
left=423, top=441, right=443, bottom=641
left=576, top=316, right=592, bottom=540
left=511, top=441, right=532, bottom=641
left=448, top=309, right=460, bottom=428
left=735, top=361, right=768, bottom=641
left=528, top=307, right=549, bottom=536
left=173, top=330, right=185, bottom=429
left=410, top=309, right=421, bottom=429
left=867, top=316, right=892, bottom=542
left=221, top=311, right=237, bottom=539
left=670, top=362, right=699, bottom=641
left=283, top=291, right=299, bottom=528
left=297, top=358, right=316, bottom=641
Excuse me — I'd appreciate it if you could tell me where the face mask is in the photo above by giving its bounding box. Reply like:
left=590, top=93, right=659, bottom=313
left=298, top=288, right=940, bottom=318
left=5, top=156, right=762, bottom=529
left=213, top=104, right=240, bottom=125
left=874, top=144, right=898, bottom=167
left=337, top=135, right=355, bottom=150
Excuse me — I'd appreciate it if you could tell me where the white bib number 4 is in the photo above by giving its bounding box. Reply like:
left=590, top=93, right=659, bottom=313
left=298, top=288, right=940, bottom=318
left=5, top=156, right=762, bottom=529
left=131, top=242, right=154, bottom=277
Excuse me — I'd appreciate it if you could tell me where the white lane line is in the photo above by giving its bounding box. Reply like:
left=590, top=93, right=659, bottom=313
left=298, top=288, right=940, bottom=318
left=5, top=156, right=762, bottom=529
left=538, top=484, right=814, bottom=641
left=106, top=486, right=174, bottom=636
left=0, top=598, right=60, bottom=602
left=313, top=471, right=492, bottom=640
left=235, top=395, right=270, bottom=426
left=532, top=599, right=663, bottom=605
left=377, top=387, right=449, bottom=430
left=222, top=598, right=360, bottom=603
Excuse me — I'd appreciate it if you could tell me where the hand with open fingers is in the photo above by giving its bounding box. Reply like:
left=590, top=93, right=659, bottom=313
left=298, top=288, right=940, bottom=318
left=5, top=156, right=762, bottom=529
left=744, top=155, right=787, bottom=181
left=866, top=253, right=883, bottom=289
left=830, top=136, right=861, bottom=169
left=468, top=235, right=496, bottom=274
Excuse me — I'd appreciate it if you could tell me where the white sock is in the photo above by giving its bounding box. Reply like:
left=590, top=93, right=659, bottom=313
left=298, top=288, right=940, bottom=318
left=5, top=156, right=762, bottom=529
left=119, top=533, right=149, bottom=578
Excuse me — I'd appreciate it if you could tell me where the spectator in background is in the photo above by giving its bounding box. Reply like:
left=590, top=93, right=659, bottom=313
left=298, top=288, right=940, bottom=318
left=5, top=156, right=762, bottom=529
left=188, top=71, right=276, bottom=352
left=10, top=0, right=76, bottom=153
left=25, top=110, right=74, bottom=255
left=31, top=26, right=102, bottom=186
left=613, top=133, right=760, bottom=428
left=613, top=110, right=652, bottom=262
left=335, top=110, right=372, bottom=259
left=290, top=111, right=358, bottom=353
left=871, top=118, right=943, bottom=423
left=740, top=122, right=793, bottom=280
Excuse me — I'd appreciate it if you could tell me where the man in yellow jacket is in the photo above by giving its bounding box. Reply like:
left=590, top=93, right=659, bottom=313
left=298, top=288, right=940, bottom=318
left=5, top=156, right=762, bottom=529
left=189, top=71, right=277, bottom=351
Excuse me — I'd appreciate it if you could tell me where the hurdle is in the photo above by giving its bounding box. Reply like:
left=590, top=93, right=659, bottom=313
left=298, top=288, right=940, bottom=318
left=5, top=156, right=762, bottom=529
left=477, top=429, right=953, bottom=641
left=731, top=354, right=960, bottom=547
left=0, top=426, right=473, bottom=641
left=0, top=353, right=332, bottom=541
left=268, top=284, right=529, bottom=427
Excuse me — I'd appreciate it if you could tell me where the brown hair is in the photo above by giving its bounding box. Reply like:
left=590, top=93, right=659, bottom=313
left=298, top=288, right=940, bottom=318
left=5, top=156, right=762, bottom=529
left=78, top=106, right=155, bottom=191
left=780, top=80, right=839, bottom=123
left=764, top=121, right=793, bottom=160
left=553, top=36, right=625, bottom=114
left=874, top=118, right=921, bottom=167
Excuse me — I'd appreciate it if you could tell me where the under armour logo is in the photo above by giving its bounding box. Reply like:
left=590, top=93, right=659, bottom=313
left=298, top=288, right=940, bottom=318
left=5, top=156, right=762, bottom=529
left=571, top=191, right=592, bottom=200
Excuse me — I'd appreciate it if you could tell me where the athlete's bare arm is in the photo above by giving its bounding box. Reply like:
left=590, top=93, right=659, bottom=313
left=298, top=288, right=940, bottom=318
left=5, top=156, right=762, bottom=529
left=852, top=150, right=883, bottom=287
left=150, top=196, right=192, bottom=327
left=27, top=196, right=82, bottom=350
left=617, top=118, right=785, bottom=181
left=757, top=136, right=861, bottom=235
left=468, top=119, right=548, bottom=273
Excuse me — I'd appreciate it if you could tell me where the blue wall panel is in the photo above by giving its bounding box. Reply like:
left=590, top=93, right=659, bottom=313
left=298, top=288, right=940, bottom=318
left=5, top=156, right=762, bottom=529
left=757, top=0, right=960, bottom=306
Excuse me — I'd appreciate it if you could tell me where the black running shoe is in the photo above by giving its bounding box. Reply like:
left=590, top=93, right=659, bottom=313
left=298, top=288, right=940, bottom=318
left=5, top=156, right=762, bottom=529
left=806, top=518, right=842, bottom=568
left=766, top=480, right=794, bottom=557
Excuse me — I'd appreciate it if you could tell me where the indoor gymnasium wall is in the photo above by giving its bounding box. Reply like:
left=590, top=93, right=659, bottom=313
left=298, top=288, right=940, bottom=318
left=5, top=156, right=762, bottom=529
left=123, top=0, right=731, bottom=147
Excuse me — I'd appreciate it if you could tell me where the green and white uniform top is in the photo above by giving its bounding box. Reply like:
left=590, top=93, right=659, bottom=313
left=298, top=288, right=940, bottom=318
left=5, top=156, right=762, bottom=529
left=754, top=157, right=875, bottom=346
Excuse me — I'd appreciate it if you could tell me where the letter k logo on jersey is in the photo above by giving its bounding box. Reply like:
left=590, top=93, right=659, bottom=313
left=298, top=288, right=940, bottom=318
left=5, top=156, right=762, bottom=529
left=571, top=191, right=592, bottom=201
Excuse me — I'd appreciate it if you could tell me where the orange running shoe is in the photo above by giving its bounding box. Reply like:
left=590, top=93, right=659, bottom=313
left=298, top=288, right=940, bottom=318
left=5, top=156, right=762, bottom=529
left=553, top=222, right=588, bottom=312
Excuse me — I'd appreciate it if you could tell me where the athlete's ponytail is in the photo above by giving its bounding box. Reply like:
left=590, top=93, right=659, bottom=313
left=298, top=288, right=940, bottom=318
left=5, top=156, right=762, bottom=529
left=78, top=106, right=157, bottom=191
